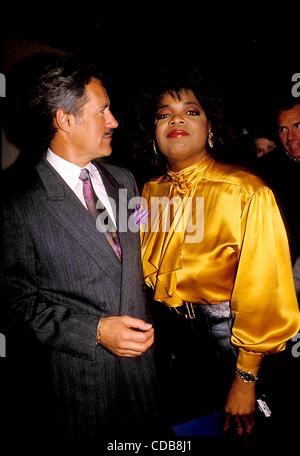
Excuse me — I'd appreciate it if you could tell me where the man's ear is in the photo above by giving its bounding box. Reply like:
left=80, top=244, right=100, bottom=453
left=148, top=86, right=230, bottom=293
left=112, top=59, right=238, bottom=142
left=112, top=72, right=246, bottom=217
left=54, top=108, right=74, bottom=132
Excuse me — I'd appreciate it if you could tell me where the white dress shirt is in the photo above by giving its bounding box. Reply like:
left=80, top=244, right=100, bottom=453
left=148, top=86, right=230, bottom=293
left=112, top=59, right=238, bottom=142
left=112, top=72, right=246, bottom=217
left=46, top=149, right=117, bottom=226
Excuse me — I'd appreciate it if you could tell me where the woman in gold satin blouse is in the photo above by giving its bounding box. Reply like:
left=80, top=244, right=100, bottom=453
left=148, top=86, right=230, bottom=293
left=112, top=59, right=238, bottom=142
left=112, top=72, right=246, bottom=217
left=135, top=68, right=300, bottom=436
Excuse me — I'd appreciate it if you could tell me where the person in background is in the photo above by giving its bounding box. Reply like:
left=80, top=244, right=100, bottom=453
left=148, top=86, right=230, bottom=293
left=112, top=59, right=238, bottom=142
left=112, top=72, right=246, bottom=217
left=247, top=92, right=300, bottom=445
left=277, top=98, right=300, bottom=161
left=276, top=96, right=300, bottom=305
left=255, top=96, right=300, bottom=265
left=254, top=135, right=277, bottom=158
left=1, top=53, right=167, bottom=445
left=133, top=67, right=300, bottom=438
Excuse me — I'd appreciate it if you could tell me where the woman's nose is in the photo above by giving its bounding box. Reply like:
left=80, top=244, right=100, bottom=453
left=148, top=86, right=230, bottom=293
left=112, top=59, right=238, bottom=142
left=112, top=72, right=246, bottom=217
left=169, top=113, right=185, bottom=125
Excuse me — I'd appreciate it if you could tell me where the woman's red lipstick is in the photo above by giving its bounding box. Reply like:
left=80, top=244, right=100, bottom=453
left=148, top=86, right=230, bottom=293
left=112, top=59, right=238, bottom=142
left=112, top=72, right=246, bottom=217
left=167, top=129, right=189, bottom=138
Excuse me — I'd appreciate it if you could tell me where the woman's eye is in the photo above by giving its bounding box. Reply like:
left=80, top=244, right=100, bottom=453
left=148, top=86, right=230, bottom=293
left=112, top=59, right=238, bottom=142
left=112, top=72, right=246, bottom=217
left=186, top=110, right=200, bottom=116
left=156, top=113, right=170, bottom=120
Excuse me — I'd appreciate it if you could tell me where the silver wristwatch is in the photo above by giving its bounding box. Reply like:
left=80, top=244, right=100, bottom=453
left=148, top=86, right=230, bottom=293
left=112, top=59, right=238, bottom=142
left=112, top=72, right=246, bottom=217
left=235, top=367, right=258, bottom=383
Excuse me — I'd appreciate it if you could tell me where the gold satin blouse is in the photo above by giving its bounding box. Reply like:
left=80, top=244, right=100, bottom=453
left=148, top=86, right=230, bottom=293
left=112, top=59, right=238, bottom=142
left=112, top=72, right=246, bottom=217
left=141, top=152, right=300, bottom=374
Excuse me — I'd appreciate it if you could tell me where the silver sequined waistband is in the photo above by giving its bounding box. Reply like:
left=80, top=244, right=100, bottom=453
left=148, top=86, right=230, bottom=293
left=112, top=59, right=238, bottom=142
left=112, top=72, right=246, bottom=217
left=169, top=300, right=231, bottom=320
left=199, top=301, right=231, bottom=319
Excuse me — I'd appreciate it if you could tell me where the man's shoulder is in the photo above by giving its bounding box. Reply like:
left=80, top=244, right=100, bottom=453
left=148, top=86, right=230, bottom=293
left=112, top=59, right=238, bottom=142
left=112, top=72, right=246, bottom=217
left=1, top=165, right=41, bottom=205
left=94, top=161, right=135, bottom=186
left=100, top=162, right=132, bottom=178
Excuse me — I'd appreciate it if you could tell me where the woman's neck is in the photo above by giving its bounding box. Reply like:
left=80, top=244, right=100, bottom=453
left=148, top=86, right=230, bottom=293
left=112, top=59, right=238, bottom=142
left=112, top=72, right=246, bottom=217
left=168, top=150, right=209, bottom=172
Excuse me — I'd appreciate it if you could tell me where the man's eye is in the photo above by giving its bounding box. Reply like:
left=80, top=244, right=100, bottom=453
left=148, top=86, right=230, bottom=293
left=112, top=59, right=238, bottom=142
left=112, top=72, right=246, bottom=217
left=278, top=127, right=286, bottom=134
left=295, top=123, right=300, bottom=129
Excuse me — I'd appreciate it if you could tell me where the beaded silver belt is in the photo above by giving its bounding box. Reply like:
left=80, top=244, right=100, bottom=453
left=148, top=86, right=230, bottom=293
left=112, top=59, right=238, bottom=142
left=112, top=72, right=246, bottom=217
left=170, top=301, right=231, bottom=320
left=200, top=301, right=231, bottom=319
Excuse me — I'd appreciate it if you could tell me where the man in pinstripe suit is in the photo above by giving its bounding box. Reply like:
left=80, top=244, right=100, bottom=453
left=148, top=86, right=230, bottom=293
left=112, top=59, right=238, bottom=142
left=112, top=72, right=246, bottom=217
left=1, top=54, right=163, bottom=443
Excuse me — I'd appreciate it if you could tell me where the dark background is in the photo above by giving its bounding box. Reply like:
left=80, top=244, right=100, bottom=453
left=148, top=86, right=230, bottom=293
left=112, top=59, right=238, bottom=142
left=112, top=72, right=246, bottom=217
left=1, top=5, right=299, bottom=123
left=1, top=5, right=299, bottom=176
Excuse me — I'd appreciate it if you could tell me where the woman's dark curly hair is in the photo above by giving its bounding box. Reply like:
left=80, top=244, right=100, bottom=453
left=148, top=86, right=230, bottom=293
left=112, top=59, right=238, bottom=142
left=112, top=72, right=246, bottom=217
left=131, top=65, right=229, bottom=177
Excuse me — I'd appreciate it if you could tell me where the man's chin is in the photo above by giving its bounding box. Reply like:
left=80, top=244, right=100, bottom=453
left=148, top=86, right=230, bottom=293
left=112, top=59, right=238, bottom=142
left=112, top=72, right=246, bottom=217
left=288, top=149, right=300, bottom=161
left=97, top=147, right=113, bottom=159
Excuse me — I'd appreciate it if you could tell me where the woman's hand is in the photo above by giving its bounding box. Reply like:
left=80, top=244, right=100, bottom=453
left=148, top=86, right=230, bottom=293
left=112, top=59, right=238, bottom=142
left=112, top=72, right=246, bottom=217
left=223, top=374, right=256, bottom=436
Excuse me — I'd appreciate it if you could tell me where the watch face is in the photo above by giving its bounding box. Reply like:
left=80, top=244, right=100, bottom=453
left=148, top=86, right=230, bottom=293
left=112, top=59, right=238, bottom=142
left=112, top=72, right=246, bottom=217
left=236, top=368, right=257, bottom=382
left=243, top=373, right=253, bottom=381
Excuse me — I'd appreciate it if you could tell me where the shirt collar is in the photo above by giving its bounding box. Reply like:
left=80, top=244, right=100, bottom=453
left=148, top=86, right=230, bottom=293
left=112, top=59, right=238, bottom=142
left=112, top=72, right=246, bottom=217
left=87, top=162, right=101, bottom=182
left=46, top=149, right=97, bottom=190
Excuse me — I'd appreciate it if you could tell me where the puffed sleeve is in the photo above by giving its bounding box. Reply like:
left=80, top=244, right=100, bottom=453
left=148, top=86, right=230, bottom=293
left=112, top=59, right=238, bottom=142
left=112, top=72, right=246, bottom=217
left=231, top=186, right=300, bottom=375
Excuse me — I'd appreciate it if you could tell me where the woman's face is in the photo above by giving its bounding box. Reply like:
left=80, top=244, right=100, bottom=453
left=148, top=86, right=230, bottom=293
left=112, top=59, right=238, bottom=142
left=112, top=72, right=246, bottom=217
left=155, top=89, right=210, bottom=171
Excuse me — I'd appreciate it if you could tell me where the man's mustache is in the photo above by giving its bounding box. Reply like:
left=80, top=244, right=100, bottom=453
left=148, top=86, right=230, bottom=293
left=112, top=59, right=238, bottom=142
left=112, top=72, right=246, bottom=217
left=104, top=129, right=115, bottom=137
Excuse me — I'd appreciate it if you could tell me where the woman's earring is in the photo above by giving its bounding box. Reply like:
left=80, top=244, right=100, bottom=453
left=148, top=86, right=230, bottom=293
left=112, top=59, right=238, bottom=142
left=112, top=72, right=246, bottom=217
left=208, top=129, right=214, bottom=149
left=153, top=139, right=158, bottom=155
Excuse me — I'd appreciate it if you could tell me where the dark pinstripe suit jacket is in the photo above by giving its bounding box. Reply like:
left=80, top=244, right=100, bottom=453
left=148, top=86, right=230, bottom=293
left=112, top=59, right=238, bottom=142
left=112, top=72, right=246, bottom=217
left=1, top=159, right=158, bottom=439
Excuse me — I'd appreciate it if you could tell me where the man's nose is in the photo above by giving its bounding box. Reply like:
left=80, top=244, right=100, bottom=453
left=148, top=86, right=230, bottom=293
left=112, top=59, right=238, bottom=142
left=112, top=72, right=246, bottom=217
left=107, top=111, right=119, bottom=128
left=286, top=128, right=296, bottom=141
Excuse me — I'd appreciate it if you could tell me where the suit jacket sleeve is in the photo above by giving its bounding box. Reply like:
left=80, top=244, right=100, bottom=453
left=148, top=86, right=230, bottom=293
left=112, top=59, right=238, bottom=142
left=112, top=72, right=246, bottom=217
left=1, top=201, right=100, bottom=361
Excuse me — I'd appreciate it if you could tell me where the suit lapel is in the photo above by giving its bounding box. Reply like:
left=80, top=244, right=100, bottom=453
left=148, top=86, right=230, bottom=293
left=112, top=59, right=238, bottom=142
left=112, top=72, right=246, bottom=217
left=36, top=160, right=121, bottom=283
left=94, top=162, right=121, bottom=226
left=95, top=163, right=144, bottom=315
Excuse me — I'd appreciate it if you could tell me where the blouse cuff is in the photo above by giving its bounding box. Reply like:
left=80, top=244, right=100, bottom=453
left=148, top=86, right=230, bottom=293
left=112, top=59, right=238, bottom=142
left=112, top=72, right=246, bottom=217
left=237, top=349, right=264, bottom=376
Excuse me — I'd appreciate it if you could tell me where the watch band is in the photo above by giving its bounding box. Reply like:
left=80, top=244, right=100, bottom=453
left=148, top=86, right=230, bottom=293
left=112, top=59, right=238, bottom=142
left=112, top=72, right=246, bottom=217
left=235, top=367, right=258, bottom=383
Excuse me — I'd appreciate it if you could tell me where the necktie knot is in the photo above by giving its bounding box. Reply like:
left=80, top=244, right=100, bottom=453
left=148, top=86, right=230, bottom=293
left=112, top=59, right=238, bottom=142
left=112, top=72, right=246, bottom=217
left=79, top=168, right=90, bottom=182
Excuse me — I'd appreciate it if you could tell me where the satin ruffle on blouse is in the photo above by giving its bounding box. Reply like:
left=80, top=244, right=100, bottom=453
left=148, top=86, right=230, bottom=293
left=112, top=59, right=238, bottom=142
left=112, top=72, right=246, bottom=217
left=140, top=152, right=300, bottom=373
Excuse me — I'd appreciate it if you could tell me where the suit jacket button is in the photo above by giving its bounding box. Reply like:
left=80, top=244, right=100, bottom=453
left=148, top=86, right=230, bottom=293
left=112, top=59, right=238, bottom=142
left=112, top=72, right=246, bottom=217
left=98, top=300, right=106, bottom=311
left=142, top=285, right=148, bottom=291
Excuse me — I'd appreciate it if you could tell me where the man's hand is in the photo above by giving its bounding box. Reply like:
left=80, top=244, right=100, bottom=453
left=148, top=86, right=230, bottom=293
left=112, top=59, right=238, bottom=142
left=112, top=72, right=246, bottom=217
left=223, top=374, right=256, bottom=436
left=96, top=315, right=154, bottom=357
